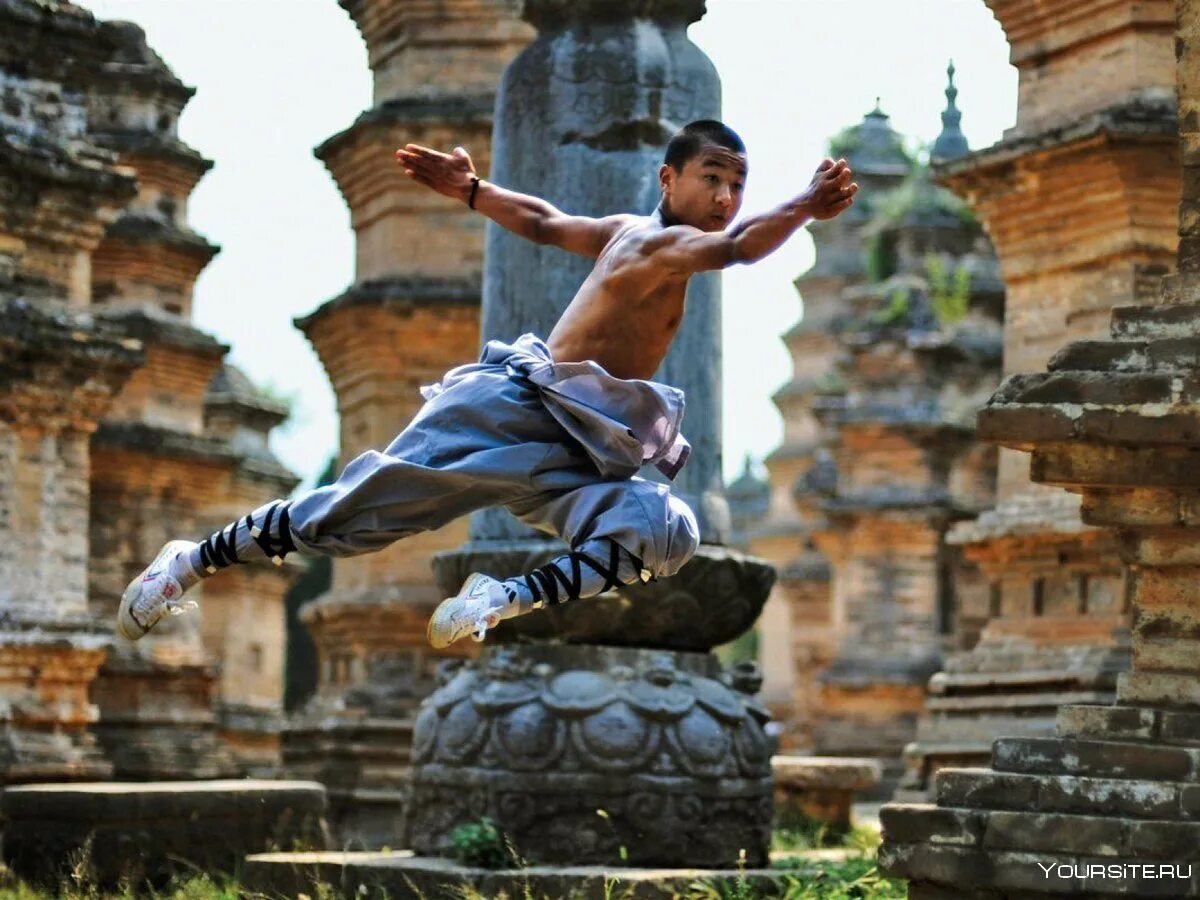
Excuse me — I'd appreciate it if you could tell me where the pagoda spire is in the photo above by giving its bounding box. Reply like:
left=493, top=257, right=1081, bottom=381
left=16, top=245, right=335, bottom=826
left=931, top=59, right=969, bottom=161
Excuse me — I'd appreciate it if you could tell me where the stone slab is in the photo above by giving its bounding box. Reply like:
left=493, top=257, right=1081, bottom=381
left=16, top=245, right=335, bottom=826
left=241, top=851, right=795, bottom=899
left=1, top=780, right=330, bottom=889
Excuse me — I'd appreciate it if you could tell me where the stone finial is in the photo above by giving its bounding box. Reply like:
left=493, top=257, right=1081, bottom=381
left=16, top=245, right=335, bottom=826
left=521, top=0, right=707, bottom=30
left=931, top=59, right=969, bottom=162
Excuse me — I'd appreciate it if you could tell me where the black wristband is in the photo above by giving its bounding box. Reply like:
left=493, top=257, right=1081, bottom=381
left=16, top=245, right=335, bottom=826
left=468, top=176, right=481, bottom=209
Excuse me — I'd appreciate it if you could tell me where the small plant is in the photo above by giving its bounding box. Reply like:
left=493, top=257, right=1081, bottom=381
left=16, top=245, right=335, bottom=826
left=449, top=817, right=513, bottom=870
left=925, top=252, right=972, bottom=326
left=870, top=288, right=911, bottom=328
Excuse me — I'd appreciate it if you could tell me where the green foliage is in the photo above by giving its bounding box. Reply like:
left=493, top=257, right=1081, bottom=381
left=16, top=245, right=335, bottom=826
left=925, top=253, right=972, bottom=326
left=864, top=234, right=898, bottom=284
left=716, top=627, right=759, bottom=666
left=871, top=289, right=911, bottom=328
left=449, top=817, right=514, bottom=870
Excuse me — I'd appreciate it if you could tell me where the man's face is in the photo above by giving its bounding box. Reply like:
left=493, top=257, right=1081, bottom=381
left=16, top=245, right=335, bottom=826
left=661, top=144, right=748, bottom=232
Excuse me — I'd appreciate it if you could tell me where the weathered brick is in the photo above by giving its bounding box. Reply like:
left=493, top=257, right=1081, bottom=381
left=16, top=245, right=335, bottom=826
left=977, top=405, right=1078, bottom=445
left=879, top=803, right=986, bottom=847
left=1078, top=410, right=1200, bottom=446
left=983, top=810, right=1125, bottom=855
left=1047, top=340, right=1148, bottom=372
left=1056, top=705, right=1157, bottom=743
left=1081, top=489, right=1181, bottom=527
left=1125, top=819, right=1200, bottom=859
left=1032, top=446, right=1200, bottom=490
left=1012, top=372, right=1176, bottom=406
left=992, top=737, right=1194, bottom=781
left=876, top=841, right=993, bottom=886
left=935, top=768, right=1041, bottom=811
left=1160, top=710, right=1200, bottom=746
left=1119, top=671, right=1200, bottom=708
left=1112, top=303, right=1200, bottom=340
left=1038, top=774, right=1180, bottom=819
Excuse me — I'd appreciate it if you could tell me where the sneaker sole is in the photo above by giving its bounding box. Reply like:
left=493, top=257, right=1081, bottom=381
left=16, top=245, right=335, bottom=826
left=427, top=572, right=488, bottom=649
left=116, top=540, right=192, bottom=642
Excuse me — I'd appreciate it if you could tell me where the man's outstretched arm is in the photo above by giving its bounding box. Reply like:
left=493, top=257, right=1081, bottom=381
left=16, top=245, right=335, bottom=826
left=651, top=158, right=859, bottom=273
left=395, top=144, right=631, bottom=259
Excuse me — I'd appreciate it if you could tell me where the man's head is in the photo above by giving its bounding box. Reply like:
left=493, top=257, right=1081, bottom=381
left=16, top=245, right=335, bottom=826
left=659, top=120, right=747, bottom=232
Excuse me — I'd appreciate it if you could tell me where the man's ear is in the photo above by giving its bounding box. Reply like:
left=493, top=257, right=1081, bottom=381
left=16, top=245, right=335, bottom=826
left=659, top=163, right=674, bottom=195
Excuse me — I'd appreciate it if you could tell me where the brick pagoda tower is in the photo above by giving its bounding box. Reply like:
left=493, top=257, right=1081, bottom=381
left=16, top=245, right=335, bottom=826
left=283, top=0, right=533, bottom=845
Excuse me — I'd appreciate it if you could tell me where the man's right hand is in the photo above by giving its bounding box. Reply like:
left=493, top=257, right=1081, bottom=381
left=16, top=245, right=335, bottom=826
left=395, top=144, right=478, bottom=203
left=799, top=157, right=858, bottom=221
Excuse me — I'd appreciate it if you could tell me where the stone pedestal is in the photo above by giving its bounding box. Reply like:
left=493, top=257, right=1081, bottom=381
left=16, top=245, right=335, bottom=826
left=900, top=0, right=1181, bottom=798
left=409, top=645, right=774, bottom=868
left=772, top=755, right=883, bottom=833
left=282, top=0, right=533, bottom=847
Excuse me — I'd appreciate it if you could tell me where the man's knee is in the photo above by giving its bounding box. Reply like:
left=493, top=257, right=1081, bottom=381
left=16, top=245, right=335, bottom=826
left=656, top=493, right=700, bottom=578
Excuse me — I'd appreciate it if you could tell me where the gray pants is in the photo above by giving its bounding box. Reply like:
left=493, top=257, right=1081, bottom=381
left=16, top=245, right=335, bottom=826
left=286, top=336, right=700, bottom=579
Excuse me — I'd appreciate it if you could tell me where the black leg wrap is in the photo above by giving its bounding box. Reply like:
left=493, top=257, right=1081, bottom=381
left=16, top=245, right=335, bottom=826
left=521, top=540, right=645, bottom=606
left=251, top=501, right=298, bottom=565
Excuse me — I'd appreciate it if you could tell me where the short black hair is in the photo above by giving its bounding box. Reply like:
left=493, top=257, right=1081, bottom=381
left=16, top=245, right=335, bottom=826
left=664, top=120, right=746, bottom=172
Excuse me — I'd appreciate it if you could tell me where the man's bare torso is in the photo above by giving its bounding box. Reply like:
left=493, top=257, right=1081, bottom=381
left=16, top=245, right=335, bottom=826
left=547, top=215, right=689, bottom=381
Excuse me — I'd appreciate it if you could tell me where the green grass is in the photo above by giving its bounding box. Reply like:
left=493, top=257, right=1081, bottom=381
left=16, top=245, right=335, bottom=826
left=0, top=815, right=903, bottom=900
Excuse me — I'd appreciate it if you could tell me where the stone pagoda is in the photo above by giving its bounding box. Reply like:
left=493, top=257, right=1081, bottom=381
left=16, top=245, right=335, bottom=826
left=750, top=102, right=915, bottom=751
left=0, top=0, right=144, bottom=782
left=283, top=0, right=534, bottom=846
left=410, top=0, right=776, bottom=869
left=806, top=87, right=1003, bottom=796
left=899, top=0, right=1180, bottom=799
left=82, top=18, right=298, bottom=778
left=881, top=2, right=1200, bottom=896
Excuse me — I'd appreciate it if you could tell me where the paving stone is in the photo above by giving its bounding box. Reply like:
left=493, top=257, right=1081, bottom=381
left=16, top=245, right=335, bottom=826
left=879, top=803, right=986, bottom=847
left=992, top=737, right=1196, bottom=781
left=241, top=852, right=795, bottom=900
left=983, top=810, right=1125, bottom=856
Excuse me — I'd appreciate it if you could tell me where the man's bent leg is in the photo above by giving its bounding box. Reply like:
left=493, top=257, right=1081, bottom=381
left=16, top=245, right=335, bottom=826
left=426, top=478, right=701, bottom=647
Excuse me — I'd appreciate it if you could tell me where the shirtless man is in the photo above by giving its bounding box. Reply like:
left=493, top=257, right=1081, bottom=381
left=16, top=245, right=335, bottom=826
left=116, top=120, right=857, bottom=650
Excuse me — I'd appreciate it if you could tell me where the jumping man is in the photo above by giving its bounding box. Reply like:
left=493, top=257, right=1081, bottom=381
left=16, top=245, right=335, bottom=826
left=117, top=120, right=858, bottom=649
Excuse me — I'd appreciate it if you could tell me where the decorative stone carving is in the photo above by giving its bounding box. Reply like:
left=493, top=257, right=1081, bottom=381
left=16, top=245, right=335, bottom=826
left=409, top=645, right=773, bottom=868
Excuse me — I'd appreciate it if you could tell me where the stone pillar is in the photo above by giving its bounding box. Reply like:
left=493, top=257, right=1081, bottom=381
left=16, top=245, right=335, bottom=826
left=412, top=0, right=776, bottom=869
left=282, top=0, right=533, bottom=846
left=0, top=0, right=144, bottom=781
left=879, top=3, right=1200, bottom=897
left=900, top=0, right=1181, bottom=798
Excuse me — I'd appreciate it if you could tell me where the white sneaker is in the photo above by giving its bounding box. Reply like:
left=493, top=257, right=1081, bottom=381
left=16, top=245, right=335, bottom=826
left=116, top=540, right=199, bottom=641
left=426, top=573, right=509, bottom=649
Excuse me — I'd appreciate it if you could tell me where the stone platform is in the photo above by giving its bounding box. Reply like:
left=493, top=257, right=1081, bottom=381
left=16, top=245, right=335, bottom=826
left=242, top=851, right=794, bottom=899
left=772, top=755, right=882, bottom=833
left=1, top=780, right=331, bottom=888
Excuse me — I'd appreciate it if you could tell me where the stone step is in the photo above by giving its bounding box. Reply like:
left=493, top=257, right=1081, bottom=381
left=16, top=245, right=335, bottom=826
left=992, top=736, right=1200, bottom=782
left=934, top=767, right=1200, bottom=821
left=880, top=839, right=1200, bottom=896
left=1112, top=303, right=1200, bottom=340
left=1058, top=704, right=1200, bottom=746
left=1049, top=337, right=1200, bottom=374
